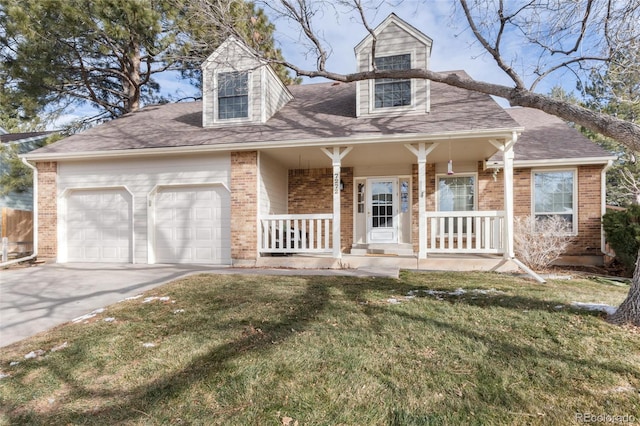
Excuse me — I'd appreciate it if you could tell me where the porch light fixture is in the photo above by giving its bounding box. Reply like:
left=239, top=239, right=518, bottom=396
left=447, top=141, right=455, bottom=175
left=447, top=160, right=454, bottom=175
left=340, top=179, right=345, bottom=191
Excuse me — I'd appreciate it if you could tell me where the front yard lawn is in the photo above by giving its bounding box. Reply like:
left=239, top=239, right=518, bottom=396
left=1, top=271, right=639, bottom=425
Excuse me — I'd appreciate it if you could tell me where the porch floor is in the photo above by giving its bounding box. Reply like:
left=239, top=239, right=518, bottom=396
left=254, top=253, right=519, bottom=274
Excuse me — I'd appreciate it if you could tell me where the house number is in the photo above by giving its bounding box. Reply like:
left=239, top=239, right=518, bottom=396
left=333, top=173, right=340, bottom=195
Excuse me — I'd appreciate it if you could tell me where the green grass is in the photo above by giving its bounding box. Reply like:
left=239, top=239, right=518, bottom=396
left=1, top=271, right=639, bottom=425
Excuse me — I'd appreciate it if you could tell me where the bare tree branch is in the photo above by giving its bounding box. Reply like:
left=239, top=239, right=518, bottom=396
left=459, top=0, right=526, bottom=88
left=280, top=0, right=329, bottom=71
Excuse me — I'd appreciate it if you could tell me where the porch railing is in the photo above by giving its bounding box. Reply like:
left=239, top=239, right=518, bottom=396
left=424, top=211, right=505, bottom=254
left=260, top=214, right=333, bottom=254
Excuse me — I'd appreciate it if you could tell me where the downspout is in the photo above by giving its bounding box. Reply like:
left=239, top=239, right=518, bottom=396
left=601, top=159, right=615, bottom=257
left=0, top=158, right=38, bottom=267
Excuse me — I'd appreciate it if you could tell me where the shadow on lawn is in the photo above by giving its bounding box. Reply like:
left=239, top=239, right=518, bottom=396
left=4, top=274, right=636, bottom=425
left=6, top=278, right=331, bottom=424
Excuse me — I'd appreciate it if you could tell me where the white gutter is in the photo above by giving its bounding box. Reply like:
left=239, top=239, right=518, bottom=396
left=24, top=127, right=524, bottom=162
left=601, top=159, right=615, bottom=257
left=485, top=156, right=617, bottom=169
left=0, top=158, right=38, bottom=267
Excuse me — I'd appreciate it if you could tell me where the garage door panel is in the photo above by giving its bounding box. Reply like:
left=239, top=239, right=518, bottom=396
left=196, top=228, right=212, bottom=240
left=66, top=189, right=132, bottom=262
left=155, top=186, right=230, bottom=264
left=195, top=208, right=212, bottom=220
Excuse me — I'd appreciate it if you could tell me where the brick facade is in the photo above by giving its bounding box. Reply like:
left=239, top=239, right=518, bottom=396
left=288, top=167, right=353, bottom=252
left=573, top=165, right=604, bottom=256
left=230, top=151, right=258, bottom=261
left=407, top=162, right=605, bottom=258
left=35, top=152, right=605, bottom=264
left=36, top=161, right=57, bottom=259
left=513, top=165, right=602, bottom=257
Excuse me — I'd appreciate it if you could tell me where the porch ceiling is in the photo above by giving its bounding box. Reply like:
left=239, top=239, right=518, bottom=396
left=261, top=138, right=502, bottom=169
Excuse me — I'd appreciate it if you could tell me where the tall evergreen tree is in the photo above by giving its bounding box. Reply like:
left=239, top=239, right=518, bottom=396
left=581, top=47, right=640, bottom=206
left=0, top=0, right=294, bottom=125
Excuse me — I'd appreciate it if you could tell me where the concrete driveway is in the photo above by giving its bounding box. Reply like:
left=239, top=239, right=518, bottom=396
left=0, top=263, right=231, bottom=348
left=0, top=262, right=397, bottom=348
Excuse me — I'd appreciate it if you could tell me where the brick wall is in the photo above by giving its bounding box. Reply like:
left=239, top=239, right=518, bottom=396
left=478, top=162, right=504, bottom=211
left=36, top=161, right=57, bottom=259
left=288, top=167, right=353, bottom=251
left=572, top=165, right=604, bottom=256
left=230, top=151, right=258, bottom=260
left=511, top=165, right=603, bottom=256
left=409, top=162, right=605, bottom=258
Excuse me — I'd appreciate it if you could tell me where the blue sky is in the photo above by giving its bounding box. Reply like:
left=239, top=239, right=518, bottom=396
left=51, top=2, right=578, bottom=128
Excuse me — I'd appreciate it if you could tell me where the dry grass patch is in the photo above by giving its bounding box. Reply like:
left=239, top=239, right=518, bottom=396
left=1, top=272, right=639, bottom=425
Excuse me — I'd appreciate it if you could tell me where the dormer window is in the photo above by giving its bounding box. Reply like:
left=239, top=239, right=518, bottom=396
left=201, top=36, right=292, bottom=127
left=374, top=54, right=411, bottom=108
left=218, top=71, right=249, bottom=120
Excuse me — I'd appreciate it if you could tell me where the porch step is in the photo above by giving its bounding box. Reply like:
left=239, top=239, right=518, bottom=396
left=350, top=243, right=415, bottom=256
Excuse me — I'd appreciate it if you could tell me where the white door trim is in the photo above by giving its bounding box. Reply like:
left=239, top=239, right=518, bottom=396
left=367, top=177, right=399, bottom=244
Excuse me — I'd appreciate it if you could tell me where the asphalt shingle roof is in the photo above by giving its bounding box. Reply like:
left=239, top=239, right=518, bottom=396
left=29, top=77, right=612, bottom=163
left=31, top=76, right=520, bottom=156
left=498, top=107, right=612, bottom=162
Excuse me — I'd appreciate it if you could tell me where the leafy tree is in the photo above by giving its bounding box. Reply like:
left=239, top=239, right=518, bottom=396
left=0, top=144, right=38, bottom=196
left=0, top=0, right=295, bottom=126
left=0, top=133, right=61, bottom=195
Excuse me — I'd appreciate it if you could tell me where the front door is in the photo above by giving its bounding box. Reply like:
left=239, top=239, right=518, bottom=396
left=367, top=178, right=398, bottom=243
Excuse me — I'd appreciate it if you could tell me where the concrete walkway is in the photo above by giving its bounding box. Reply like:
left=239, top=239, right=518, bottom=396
left=0, top=263, right=397, bottom=347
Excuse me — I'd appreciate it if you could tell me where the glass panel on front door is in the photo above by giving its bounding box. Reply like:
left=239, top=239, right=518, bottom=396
left=371, top=181, right=394, bottom=228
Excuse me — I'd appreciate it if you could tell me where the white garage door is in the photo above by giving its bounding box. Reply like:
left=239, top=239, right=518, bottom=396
left=154, top=185, right=230, bottom=264
left=66, top=189, right=132, bottom=262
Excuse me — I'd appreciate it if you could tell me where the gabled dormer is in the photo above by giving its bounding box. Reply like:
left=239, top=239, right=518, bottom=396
left=201, top=36, right=293, bottom=128
left=354, top=14, right=433, bottom=118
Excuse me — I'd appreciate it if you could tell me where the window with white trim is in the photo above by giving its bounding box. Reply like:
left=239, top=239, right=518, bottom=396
left=374, top=54, right=411, bottom=108
left=438, top=175, right=476, bottom=233
left=533, top=170, right=575, bottom=232
left=438, top=175, right=476, bottom=212
left=217, top=71, right=248, bottom=119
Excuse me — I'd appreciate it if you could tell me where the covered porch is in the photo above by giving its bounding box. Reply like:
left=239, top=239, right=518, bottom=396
left=253, top=130, right=518, bottom=266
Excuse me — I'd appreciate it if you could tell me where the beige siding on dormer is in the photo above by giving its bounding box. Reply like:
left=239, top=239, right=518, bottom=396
left=355, top=21, right=431, bottom=118
left=201, top=38, right=292, bottom=128
left=263, top=68, right=293, bottom=122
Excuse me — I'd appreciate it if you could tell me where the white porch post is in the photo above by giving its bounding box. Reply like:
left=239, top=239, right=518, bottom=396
left=503, top=133, right=516, bottom=259
left=321, top=147, right=352, bottom=259
left=405, top=142, right=439, bottom=259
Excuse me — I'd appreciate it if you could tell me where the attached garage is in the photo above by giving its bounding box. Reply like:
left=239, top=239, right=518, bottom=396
left=65, top=188, right=133, bottom=262
left=152, top=185, right=231, bottom=264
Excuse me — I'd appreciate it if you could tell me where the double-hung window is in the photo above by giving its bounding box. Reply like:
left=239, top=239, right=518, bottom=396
left=438, top=175, right=476, bottom=232
left=217, top=71, right=248, bottom=120
left=374, top=54, right=411, bottom=108
left=533, top=170, right=575, bottom=232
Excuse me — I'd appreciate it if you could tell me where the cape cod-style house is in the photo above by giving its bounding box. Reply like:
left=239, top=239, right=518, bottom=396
left=24, top=14, right=615, bottom=271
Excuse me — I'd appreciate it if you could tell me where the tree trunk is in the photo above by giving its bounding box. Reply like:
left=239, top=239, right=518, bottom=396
left=123, top=39, right=141, bottom=114
left=608, top=250, right=640, bottom=326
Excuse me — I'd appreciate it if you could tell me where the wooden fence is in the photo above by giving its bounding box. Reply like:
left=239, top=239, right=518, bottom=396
left=1, top=207, right=33, bottom=261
